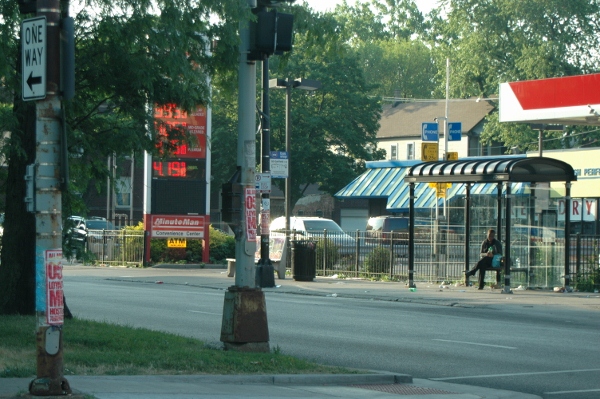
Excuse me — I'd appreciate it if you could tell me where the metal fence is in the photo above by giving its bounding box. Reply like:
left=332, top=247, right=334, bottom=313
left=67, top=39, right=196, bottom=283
left=85, top=229, right=145, bottom=267
left=296, top=229, right=600, bottom=291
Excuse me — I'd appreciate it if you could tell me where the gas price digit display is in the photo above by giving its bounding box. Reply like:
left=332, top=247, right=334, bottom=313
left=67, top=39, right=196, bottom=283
left=152, top=161, right=204, bottom=179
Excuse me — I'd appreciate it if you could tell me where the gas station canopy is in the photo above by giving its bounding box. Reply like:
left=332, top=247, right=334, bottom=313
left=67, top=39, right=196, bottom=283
left=499, top=73, right=600, bottom=126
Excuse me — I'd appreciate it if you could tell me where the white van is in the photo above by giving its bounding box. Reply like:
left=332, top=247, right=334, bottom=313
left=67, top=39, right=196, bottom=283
left=270, top=216, right=356, bottom=255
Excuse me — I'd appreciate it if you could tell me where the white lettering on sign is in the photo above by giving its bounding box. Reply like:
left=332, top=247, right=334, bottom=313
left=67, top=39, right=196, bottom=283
left=45, top=249, right=64, bottom=326
left=153, top=217, right=201, bottom=226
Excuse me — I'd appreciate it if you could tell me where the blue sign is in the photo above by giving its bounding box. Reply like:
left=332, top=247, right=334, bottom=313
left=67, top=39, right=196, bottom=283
left=270, top=151, right=288, bottom=159
left=270, top=151, right=289, bottom=178
left=422, top=123, right=438, bottom=142
left=448, top=122, right=462, bottom=141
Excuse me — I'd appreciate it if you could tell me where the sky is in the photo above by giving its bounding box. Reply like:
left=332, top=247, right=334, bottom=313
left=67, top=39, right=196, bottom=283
left=303, top=0, right=441, bottom=15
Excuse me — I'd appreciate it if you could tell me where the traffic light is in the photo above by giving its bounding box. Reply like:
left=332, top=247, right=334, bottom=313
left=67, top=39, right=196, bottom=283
left=249, top=9, right=294, bottom=60
left=221, top=169, right=242, bottom=225
left=18, top=0, right=36, bottom=14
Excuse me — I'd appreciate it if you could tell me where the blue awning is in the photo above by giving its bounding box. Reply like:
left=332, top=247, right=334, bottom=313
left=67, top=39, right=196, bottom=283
left=335, top=160, right=530, bottom=212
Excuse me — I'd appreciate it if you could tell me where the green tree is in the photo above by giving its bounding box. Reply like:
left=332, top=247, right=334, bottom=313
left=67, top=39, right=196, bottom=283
left=427, top=0, right=600, bottom=151
left=211, top=5, right=387, bottom=208
left=0, top=0, right=242, bottom=315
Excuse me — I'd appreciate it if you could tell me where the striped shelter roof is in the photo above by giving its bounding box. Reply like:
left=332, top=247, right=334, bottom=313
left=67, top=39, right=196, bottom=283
left=405, top=156, right=577, bottom=184
left=335, top=159, right=531, bottom=212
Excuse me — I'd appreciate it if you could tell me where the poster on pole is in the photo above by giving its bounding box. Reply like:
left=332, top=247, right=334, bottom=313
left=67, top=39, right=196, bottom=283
left=45, top=249, right=64, bottom=326
left=245, top=187, right=257, bottom=241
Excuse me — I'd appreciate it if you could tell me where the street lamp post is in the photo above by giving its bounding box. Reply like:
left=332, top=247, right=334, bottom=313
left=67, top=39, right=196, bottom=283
left=269, top=78, right=321, bottom=233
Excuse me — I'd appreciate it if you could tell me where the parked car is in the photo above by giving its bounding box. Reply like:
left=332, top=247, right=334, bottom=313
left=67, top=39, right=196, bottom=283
left=64, top=216, right=87, bottom=244
left=365, top=216, right=432, bottom=246
left=270, top=216, right=356, bottom=255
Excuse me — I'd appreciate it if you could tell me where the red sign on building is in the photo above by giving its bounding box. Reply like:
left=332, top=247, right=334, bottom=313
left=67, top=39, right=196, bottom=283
left=148, top=214, right=207, bottom=238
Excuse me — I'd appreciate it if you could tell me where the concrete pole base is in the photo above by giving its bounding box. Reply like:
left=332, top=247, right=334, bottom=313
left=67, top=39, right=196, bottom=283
left=220, top=286, right=269, bottom=351
left=29, top=376, right=71, bottom=396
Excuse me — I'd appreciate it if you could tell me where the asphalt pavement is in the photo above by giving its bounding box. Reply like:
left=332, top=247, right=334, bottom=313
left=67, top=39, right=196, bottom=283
left=5, top=261, right=598, bottom=399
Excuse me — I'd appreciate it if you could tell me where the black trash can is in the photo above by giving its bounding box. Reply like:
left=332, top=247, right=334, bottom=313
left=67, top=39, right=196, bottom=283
left=291, top=240, right=317, bottom=281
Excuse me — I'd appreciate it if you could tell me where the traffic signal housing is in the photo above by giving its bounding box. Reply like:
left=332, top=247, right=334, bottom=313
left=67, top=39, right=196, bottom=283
left=249, top=9, right=293, bottom=60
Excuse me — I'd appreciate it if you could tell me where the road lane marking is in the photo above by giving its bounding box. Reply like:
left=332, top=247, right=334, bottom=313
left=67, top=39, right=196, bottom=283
left=432, top=339, right=517, bottom=350
left=545, top=389, right=600, bottom=395
left=432, top=368, right=600, bottom=381
left=187, top=310, right=221, bottom=316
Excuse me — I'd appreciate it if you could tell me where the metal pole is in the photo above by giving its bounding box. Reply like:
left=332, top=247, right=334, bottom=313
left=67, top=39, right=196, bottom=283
left=538, top=129, right=543, bottom=157
left=285, top=79, right=292, bottom=234
left=564, top=182, right=572, bottom=290
left=257, top=54, right=274, bottom=287
left=234, top=2, right=258, bottom=289
left=408, top=183, right=415, bottom=288
left=443, top=58, right=450, bottom=218
left=130, top=152, right=134, bottom=224
left=30, top=0, right=71, bottom=394
left=504, top=183, right=512, bottom=294
left=220, top=0, right=269, bottom=352
left=260, top=56, right=271, bottom=263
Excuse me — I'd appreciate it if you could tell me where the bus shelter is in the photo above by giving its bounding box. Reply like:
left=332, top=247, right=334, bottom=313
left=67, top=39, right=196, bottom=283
left=404, top=157, right=577, bottom=293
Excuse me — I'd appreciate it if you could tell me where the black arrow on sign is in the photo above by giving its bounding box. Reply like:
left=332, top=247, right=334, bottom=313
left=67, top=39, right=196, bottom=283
left=27, top=71, right=42, bottom=91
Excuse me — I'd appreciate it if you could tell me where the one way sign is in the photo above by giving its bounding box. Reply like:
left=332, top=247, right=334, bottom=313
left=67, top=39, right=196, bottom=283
left=21, top=17, right=47, bottom=101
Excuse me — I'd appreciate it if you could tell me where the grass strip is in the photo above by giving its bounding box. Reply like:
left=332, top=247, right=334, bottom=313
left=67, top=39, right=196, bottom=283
left=0, top=315, right=352, bottom=378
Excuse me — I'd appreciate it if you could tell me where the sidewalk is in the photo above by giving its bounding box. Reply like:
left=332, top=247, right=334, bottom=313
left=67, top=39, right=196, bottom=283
left=0, top=373, right=542, bottom=399
left=7, top=262, right=594, bottom=399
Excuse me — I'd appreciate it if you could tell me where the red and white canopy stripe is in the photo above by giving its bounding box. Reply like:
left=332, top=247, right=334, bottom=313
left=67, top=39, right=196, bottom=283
left=499, top=73, right=600, bottom=126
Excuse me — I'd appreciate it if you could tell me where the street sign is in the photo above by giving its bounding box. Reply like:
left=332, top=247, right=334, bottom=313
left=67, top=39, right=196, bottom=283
left=436, top=184, right=447, bottom=198
left=255, top=173, right=271, bottom=193
left=421, top=122, right=438, bottom=142
left=270, top=151, right=289, bottom=178
left=21, top=17, right=47, bottom=101
left=167, top=238, right=187, bottom=248
left=421, top=142, right=438, bottom=161
left=446, top=152, right=458, bottom=161
left=448, top=122, right=462, bottom=141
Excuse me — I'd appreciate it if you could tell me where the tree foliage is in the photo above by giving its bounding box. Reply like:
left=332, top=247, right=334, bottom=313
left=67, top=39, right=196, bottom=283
left=0, top=0, right=242, bottom=314
left=427, top=0, right=600, bottom=151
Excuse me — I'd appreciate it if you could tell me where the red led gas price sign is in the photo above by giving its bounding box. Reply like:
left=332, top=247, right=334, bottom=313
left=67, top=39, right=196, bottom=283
left=153, top=161, right=187, bottom=178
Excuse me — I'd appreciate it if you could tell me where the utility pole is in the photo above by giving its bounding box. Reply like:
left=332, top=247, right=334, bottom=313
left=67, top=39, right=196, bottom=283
left=220, top=0, right=269, bottom=352
left=220, top=0, right=294, bottom=352
left=24, top=0, right=72, bottom=394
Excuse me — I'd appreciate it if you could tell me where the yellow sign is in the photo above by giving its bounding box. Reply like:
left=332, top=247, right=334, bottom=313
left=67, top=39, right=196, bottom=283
left=436, top=184, right=447, bottom=198
left=421, top=142, right=438, bottom=162
left=429, top=182, right=451, bottom=189
left=446, top=152, right=458, bottom=161
left=167, top=238, right=187, bottom=248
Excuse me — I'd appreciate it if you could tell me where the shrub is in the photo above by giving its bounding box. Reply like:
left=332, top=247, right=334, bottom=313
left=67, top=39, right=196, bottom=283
left=209, top=227, right=235, bottom=262
left=364, top=247, right=391, bottom=275
left=149, top=225, right=234, bottom=264
left=316, top=238, right=340, bottom=270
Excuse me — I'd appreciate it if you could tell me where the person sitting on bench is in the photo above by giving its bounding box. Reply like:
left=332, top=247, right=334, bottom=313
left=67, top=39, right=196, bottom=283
left=465, top=229, right=502, bottom=290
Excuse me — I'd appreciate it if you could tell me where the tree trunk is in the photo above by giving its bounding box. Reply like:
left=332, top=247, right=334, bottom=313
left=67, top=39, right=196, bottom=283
left=0, top=93, right=37, bottom=315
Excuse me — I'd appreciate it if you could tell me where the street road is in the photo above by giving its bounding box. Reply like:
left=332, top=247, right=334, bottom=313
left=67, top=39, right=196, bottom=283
left=63, top=266, right=600, bottom=399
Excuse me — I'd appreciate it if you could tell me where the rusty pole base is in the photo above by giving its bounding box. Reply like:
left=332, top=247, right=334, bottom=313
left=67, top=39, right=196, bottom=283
left=220, top=286, right=270, bottom=353
left=29, top=376, right=72, bottom=396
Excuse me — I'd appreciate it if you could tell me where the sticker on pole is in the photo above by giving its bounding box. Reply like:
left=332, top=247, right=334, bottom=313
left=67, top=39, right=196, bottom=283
left=22, top=17, right=47, bottom=101
left=245, top=187, right=257, bottom=241
left=45, top=249, right=64, bottom=326
left=255, top=173, right=271, bottom=193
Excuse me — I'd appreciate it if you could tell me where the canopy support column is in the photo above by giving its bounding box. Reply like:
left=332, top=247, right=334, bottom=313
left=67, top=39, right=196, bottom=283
left=408, top=182, right=415, bottom=289
left=504, top=183, right=512, bottom=294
